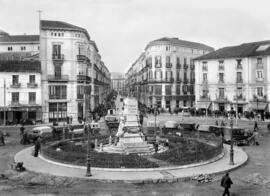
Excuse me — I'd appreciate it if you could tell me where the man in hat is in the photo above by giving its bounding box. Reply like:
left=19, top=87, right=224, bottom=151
left=221, top=172, right=233, bottom=196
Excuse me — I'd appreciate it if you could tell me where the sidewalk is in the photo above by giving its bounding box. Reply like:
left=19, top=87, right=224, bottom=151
left=14, top=145, right=248, bottom=183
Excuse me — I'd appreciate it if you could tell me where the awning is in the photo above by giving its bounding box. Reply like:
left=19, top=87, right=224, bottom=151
left=196, top=101, right=211, bottom=109
left=249, top=102, right=268, bottom=110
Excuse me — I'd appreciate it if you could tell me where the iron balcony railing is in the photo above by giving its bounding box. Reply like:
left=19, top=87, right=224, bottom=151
left=48, top=75, right=69, bottom=82
left=10, top=83, right=21, bottom=88
left=27, top=83, right=38, bottom=88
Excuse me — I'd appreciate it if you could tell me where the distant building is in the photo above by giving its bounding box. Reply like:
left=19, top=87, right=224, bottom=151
left=194, top=40, right=270, bottom=115
left=111, top=72, right=125, bottom=95
left=0, top=61, right=42, bottom=124
left=0, top=29, right=39, bottom=61
left=125, top=37, right=213, bottom=109
left=40, top=20, right=110, bottom=123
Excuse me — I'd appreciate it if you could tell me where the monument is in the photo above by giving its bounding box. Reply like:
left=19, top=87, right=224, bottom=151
left=101, top=97, right=162, bottom=154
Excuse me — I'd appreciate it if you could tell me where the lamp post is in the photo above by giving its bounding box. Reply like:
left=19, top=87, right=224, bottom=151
left=86, top=124, right=92, bottom=177
left=154, top=105, right=157, bottom=136
left=229, top=107, right=234, bottom=165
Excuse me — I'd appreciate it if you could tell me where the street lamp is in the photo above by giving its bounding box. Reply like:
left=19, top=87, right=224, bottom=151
left=86, top=124, right=92, bottom=177
left=229, top=107, right=234, bottom=165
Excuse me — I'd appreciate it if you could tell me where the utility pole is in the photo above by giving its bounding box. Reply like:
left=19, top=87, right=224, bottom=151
left=4, top=79, right=6, bottom=126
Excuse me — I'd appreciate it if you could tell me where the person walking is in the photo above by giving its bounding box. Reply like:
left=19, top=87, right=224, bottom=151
left=221, top=172, right=233, bottom=196
left=20, top=124, right=25, bottom=136
left=0, top=130, right=5, bottom=146
left=34, top=137, right=41, bottom=157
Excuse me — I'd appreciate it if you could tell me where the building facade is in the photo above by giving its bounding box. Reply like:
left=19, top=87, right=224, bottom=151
left=0, top=30, right=39, bottom=61
left=125, top=37, right=213, bottom=110
left=194, top=40, right=270, bottom=115
left=40, top=20, right=110, bottom=123
left=111, top=72, right=125, bottom=95
left=0, top=61, right=42, bottom=124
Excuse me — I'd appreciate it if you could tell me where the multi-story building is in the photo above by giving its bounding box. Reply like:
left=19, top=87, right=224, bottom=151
left=0, top=61, right=42, bottom=124
left=194, top=40, right=270, bottom=115
left=40, top=20, right=110, bottom=123
left=111, top=72, right=125, bottom=95
left=125, top=37, right=213, bottom=110
left=0, top=29, right=39, bottom=61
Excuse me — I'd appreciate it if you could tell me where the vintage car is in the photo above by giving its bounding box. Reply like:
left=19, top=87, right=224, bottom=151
left=26, top=126, right=53, bottom=141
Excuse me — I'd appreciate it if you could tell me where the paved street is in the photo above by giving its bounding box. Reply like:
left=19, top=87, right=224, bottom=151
left=1, top=118, right=270, bottom=195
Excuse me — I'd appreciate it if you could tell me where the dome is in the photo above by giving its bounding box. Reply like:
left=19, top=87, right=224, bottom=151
left=0, top=29, right=9, bottom=37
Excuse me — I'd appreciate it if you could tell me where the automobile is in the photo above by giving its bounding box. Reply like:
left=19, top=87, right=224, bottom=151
left=180, top=107, right=191, bottom=117
left=21, top=119, right=36, bottom=125
left=26, top=126, right=53, bottom=141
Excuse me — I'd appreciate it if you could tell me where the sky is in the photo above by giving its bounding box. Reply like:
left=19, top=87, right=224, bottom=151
left=0, top=0, right=270, bottom=73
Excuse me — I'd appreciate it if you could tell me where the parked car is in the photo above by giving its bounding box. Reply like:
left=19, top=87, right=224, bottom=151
left=21, top=119, right=36, bottom=125
left=26, top=126, right=53, bottom=142
left=181, top=107, right=191, bottom=117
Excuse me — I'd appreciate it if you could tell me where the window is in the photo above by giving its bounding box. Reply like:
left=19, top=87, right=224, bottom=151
left=165, top=71, right=172, bottom=81
left=176, top=71, right=180, bottom=81
left=190, top=85, right=194, bottom=94
left=237, top=72, right=242, bottom=82
left=146, top=57, right=152, bottom=68
left=202, top=61, right=208, bottom=71
left=49, top=85, right=67, bottom=99
left=166, top=56, right=171, bottom=68
left=202, top=89, right=208, bottom=97
left=12, top=92, right=19, bottom=103
left=154, top=85, right=162, bottom=95
left=237, top=87, right=243, bottom=98
left=176, top=100, right=180, bottom=108
left=155, top=70, right=162, bottom=80
left=190, top=71, right=195, bottom=83
left=166, top=46, right=170, bottom=51
left=52, top=44, right=62, bottom=59
left=148, top=70, right=153, bottom=79
left=256, top=70, right=263, bottom=80
left=21, top=46, right=26, bottom=51
left=236, top=59, right=242, bottom=69
left=77, top=85, right=84, bottom=99
left=165, top=85, right=172, bottom=95
left=155, top=56, right=162, bottom=68
left=176, top=57, right=181, bottom=69
left=203, top=73, right=207, bottom=82
left=55, top=66, right=62, bottom=77
left=29, top=75, right=35, bottom=83
left=12, top=75, right=19, bottom=85
left=219, top=88, right=225, bottom=98
left=183, top=85, right=188, bottom=94
left=29, top=92, right=36, bottom=104
left=184, top=72, right=187, bottom=82
left=176, top=85, right=181, bottom=95
left=219, top=73, right=224, bottom=83
left=257, top=57, right=263, bottom=65
left=257, top=87, right=263, bottom=97
left=166, top=101, right=170, bottom=108
left=218, top=60, right=224, bottom=70
left=184, top=57, right=187, bottom=65
left=49, top=103, right=67, bottom=122
left=7, top=46, right=12, bottom=51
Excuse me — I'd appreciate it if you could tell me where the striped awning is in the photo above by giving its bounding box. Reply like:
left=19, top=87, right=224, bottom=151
left=196, top=101, right=211, bottom=109
left=249, top=102, right=268, bottom=110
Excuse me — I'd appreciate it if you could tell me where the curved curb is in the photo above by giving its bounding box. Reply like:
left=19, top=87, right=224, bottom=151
left=14, top=145, right=248, bottom=184
left=39, top=149, right=225, bottom=172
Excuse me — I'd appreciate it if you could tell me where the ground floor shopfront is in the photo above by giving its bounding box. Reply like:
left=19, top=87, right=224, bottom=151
left=0, top=106, right=42, bottom=125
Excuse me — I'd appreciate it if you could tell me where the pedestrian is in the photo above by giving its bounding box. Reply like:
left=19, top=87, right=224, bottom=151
left=34, top=137, right=41, bottom=157
left=20, top=124, right=25, bottom=136
left=215, top=120, right=219, bottom=126
left=139, top=113, right=144, bottom=126
left=254, top=121, right=258, bottom=132
left=220, top=172, right=233, bottom=196
left=0, top=130, right=5, bottom=146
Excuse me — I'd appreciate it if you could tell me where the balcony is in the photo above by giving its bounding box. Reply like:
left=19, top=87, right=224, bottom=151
left=253, top=95, right=267, bottom=102
left=184, top=64, right=189, bottom=69
left=77, top=54, right=87, bottom=62
left=236, top=78, right=243, bottom=83
left=148, top=78, right=174, bottom=83
left=176, top=64, right=181, bottom=69
left=200, top=95, right=211, bottom=101
left=202, top=66, right=208, bottom=71
left=202, top=80, right=208, bottom=84
left=10, top=83, right=21, bottom=88
left=256, top=77, right=264, bottom=82
left=233, top=95, right=246, bottom=101
left=29, top=101, right=36, bottom=105
left=27, top=83, right=38, bottom=88
left=52, top=54, right=64, bottom=60
left=218, top=66, right=224, bottom=71
left=183, top=78, right=189, bottom=83
left=49, top=95, right=67, bottom=100
left=190, top=79, right=195, bottom=84
left=190, top=64, right=195, bottom=70
left=256, top=63, right=264, bottom=69
left=155, top=63, right=162, bottom=68
left=48, top=75, right=69, bottom=82
left=77, top=94, right=84, bottom=100
left=10, top=101, right=20, bottom=106
left=77, top=75, right=91, bottom=82
left=218, top=79, right=224, bottom=84
left=236, top=64, right=243, bottom=70
left=166, top=63, right=172, bottom=68
left=176, top=78, right=182, bottom=83
left=216, top=96, right=228, bottom=103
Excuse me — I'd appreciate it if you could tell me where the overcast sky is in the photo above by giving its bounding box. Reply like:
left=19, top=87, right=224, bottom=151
left=1, top=0, right=270, bottom=73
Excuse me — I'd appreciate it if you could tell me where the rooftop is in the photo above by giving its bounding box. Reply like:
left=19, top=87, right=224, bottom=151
left=0, top=35, right=39, bottom=43
left=195, top=40, right=270, bottom=60
left=41, top=20, right=90, bottom=40
left=145, top=37, right=214, bottom=51
left=0, top=60, right=41, bottom=73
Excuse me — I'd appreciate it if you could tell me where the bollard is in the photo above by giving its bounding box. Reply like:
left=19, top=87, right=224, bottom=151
left=94, top=139, right=98, bottom=150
